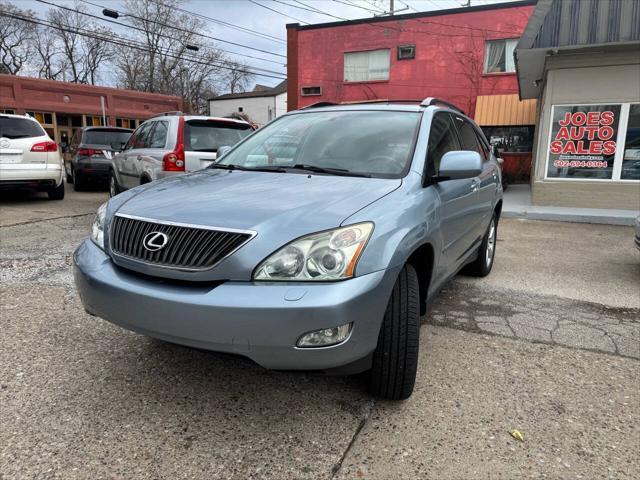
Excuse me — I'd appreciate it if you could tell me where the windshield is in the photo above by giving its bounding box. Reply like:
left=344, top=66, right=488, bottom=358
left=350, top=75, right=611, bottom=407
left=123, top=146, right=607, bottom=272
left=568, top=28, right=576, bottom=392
left=0, top=116, right=46, bottom=139
left=82, top=129, right=132, bottom=146
left=215, top=110, right=421, bottom=178
left=185, top=120, right=253, bottom=152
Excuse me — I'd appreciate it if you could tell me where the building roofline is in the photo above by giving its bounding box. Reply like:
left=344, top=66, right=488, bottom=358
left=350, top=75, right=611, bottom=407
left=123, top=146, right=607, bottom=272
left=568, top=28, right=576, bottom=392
left=0, top=74, right=182, bottom=101
left=286, top=0, right=536, bottom=31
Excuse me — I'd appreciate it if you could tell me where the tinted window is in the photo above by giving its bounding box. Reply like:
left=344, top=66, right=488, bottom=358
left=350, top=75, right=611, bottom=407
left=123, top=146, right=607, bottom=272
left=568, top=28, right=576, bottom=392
left=185, top=120, right=252, bottom=152
left=82, top=128, right=132, bottom=146
left=454, top=116, right=482, bottom=154
left=148, top=121, right=168, bottom=148
left=427, top=113, right=460, bottom=176
left=0, top=116, right=45, bottom=139
left=217, top=111, right=421, bottom=178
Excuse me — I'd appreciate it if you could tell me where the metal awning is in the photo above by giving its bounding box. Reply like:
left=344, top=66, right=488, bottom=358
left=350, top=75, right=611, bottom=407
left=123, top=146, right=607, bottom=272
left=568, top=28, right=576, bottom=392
left=474, top=94, right=537, bottom=127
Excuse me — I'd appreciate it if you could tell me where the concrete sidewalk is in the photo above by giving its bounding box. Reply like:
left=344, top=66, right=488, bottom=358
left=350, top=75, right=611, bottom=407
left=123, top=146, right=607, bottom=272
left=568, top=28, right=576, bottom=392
left=502, top=184, right=638, bottom=226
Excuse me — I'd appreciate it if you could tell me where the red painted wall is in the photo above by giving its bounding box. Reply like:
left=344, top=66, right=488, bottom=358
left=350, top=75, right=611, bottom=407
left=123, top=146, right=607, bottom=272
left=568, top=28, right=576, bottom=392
left=287, top=2, right=534, bottom=115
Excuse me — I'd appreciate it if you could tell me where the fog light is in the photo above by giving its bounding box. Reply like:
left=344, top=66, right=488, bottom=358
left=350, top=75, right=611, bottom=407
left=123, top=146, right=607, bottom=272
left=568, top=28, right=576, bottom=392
left=296, top=323, right=353, bottom=348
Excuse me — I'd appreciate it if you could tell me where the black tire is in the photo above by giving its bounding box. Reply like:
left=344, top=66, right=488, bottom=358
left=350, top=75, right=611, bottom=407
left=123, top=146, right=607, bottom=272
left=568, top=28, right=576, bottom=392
left=73, top=169, right=84, bottom=191
left=47, top=181, right=65, bottom=200
left=109, top=170, right=121, bottom=197
left=465, top=212, right=498, bottom=277
left=368, top=263, right=420, bottom=400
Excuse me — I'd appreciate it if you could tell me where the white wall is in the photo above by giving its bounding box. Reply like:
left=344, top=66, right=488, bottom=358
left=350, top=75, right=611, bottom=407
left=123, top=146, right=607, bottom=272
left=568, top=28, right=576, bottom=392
left=209, top=92, right=287, bottom=127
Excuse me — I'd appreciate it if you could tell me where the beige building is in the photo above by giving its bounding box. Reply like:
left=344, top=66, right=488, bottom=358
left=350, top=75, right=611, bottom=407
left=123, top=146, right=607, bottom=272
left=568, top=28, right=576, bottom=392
left=515, top=0, right=640, bottom=210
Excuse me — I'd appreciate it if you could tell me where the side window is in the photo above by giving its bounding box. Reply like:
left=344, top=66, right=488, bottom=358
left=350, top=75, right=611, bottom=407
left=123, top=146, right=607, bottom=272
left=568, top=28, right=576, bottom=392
left=127, top=122, right=152, bottom=150
left=148, top=121, right=168, bottom=149
left=454, top=116, right=482, bottom=154
left=474, top=129, right=491, bottom=162
left=426, top=113, right=460, bottom=177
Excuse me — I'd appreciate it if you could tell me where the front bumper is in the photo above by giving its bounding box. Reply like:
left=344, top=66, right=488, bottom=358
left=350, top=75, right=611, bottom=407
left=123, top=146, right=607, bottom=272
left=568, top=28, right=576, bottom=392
left=73, top=239, right=398, bottom=371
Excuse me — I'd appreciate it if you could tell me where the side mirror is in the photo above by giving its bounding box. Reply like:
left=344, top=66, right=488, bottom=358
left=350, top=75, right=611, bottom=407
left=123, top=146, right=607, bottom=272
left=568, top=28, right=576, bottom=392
left=110, top=142, right=125, bottom=152
left=437, top=151, right=483, bottom=180
left=217, top=145, right=232, bottom=158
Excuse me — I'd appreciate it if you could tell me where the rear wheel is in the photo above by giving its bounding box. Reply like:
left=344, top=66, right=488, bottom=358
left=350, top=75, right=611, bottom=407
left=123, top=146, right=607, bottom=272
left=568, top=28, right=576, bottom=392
left=109, top=171, right=121, bottom=197
left=465, top=213, right=497, bottom=277
left=367, top=263, right=420, bottom=400
left=47, top=181, right=65, bottom=200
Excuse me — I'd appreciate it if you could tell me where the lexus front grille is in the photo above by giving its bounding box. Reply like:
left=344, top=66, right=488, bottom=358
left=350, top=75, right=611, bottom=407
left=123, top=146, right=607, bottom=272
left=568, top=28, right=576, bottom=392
left=109, top=214, right=254, bottom=270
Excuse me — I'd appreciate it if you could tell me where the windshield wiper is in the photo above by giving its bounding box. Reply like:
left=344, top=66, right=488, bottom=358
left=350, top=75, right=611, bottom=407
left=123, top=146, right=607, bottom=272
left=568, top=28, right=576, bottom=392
left=209, top=163, right=286, bottom=173
left=285, top=164, right=371, bottom=178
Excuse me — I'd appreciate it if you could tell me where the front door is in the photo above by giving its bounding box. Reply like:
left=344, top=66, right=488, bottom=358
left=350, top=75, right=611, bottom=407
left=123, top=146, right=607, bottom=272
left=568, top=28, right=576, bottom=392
left=426, top=112, right=480, bottom=285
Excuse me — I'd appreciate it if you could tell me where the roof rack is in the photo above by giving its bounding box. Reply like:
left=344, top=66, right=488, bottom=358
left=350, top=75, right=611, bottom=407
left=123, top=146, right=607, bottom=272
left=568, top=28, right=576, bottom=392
left=154, top=111, right=184, bottom=117
left=420, top=98, right=465, bottom=115
left=300, top=101, right=339, bottom=109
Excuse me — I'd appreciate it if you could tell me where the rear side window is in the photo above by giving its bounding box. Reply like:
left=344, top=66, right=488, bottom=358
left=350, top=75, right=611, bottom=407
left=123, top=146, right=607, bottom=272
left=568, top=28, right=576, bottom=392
left=454, top=116, right=482, bottom=155
left=148, top=121, right=168, bottom=148
left=82, top=129, right=132, bottom=146
left=0, top=116, right=45, bottom=139
left=185, top=120, right=252, bottom=152
left=427, top=113, right=460, bottom=176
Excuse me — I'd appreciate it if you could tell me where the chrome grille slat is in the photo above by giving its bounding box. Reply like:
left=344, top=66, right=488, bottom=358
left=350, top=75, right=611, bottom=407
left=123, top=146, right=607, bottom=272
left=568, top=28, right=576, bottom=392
left=109, top=215, right=253, bottom=271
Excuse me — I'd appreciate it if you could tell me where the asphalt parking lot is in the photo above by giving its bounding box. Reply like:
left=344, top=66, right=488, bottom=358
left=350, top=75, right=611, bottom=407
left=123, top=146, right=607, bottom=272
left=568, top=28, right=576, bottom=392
left=1, top=185, right=639, bottom=480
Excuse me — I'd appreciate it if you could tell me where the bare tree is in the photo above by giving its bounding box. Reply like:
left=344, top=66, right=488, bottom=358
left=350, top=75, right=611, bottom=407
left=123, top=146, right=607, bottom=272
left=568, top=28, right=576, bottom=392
left=46, top=1, right=112, bottom=84
left=0, top=2, right=36, bottom=75
left=224, top=61, right=253, bottom=94
left=118, top=0, right=248, bottom=112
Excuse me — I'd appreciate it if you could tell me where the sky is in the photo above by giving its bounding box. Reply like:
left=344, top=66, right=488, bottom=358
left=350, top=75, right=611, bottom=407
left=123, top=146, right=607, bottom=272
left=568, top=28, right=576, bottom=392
left=15, top=0, right=523, bottom=91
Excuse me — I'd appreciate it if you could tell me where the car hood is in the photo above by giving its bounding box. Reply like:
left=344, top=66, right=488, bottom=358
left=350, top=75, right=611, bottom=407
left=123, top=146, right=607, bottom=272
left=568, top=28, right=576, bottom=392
left=117, top=169, right=401, bottom=233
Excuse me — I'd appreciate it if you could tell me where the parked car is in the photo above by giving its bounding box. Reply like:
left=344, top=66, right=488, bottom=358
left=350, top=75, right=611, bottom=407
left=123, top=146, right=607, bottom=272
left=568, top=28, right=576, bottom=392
left=65, top=126, right=133, bottom=191
left=109, top=113, right=254, bottom=197
left=74, top=99, right=503, bottom=400
left=0, top=113, right=65, bottom=200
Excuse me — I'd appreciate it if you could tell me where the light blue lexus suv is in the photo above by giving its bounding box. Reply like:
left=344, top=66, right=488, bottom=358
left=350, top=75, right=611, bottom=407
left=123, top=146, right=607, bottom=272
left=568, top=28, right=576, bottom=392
left=74, top=98, right=502, bottom=400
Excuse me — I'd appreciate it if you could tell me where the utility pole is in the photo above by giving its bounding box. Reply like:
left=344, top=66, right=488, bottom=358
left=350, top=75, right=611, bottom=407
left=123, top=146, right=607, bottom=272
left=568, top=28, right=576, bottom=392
left=390, top=0, right=394, bottom=15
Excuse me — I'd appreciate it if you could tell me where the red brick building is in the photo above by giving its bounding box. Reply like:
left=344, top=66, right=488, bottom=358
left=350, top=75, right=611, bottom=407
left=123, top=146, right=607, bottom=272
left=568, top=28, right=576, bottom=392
left=286, top=1, right=538, bottom=180
left=0, top=74, right=182, bottom=147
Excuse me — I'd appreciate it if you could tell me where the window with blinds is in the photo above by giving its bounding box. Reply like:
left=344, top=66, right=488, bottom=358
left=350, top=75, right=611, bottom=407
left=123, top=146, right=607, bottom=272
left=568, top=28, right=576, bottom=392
left=344, top=49, right=390, bottom=82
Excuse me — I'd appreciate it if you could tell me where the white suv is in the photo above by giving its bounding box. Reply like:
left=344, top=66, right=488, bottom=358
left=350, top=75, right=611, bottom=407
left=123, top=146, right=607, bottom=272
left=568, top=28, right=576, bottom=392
left=0, top=114, right=65, bottom=200
left=109, top=113, right=254, bottom=197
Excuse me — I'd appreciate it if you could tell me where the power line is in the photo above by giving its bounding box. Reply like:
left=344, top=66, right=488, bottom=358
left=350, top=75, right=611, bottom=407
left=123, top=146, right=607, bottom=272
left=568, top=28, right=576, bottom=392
left=246, top=0, right=311, bottom=24
left=0, top=9, right=287, bottom=80
left=74, top=0, right=286, bottom=66
left=332, top=0, right=385, bottom=14
left=34, top=0, right=287, bottom=59
left=122, top=0, right=287, bottom=44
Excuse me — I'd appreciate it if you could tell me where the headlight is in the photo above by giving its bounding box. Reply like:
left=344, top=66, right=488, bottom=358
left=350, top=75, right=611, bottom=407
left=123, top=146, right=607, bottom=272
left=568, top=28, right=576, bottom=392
left=90, top=202, right=107, bottom=249
left=253, top=222, right=373, bottom=281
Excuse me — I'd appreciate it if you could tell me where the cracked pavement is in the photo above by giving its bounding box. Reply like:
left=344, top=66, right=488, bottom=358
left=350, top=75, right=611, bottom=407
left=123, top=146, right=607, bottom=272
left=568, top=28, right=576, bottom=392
left=1, top=186, right=639, bottom=479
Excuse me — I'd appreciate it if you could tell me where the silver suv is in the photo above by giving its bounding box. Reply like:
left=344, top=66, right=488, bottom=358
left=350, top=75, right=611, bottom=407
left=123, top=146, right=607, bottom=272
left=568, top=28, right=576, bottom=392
left=75, top=99, right=502, bottom=400
left=109, top=113, right=254, bottom=197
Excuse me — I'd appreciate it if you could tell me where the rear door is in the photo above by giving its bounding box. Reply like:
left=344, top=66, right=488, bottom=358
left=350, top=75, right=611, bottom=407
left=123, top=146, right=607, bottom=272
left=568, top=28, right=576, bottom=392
left=0, top=116, right=51, bottom=171
left=184, top=119, right=253, bottom=171
left=453, top=115, right=496, bottom=238
left=426, top=112, right=479, bottom=279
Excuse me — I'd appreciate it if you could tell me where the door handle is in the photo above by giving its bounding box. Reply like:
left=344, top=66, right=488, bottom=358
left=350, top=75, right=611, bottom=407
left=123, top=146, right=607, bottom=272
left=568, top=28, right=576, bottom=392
left=470, top=179, right=480, bottom=192
left=137, top=155, right=142, bottom=161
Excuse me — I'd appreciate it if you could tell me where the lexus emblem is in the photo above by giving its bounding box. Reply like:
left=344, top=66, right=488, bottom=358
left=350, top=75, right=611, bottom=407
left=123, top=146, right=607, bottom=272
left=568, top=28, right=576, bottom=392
left=0, top=138, right=10, bottom=149
left=142, top=231, right=169, bottom=252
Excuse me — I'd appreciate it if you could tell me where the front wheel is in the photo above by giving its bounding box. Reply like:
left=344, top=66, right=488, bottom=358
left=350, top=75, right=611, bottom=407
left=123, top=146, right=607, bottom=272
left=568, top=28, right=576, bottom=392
left=465, top=213, right=497, bottom=277
left=109, top=171, right=121, bottom=197
left=367, top=263, right=420, bottom=400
